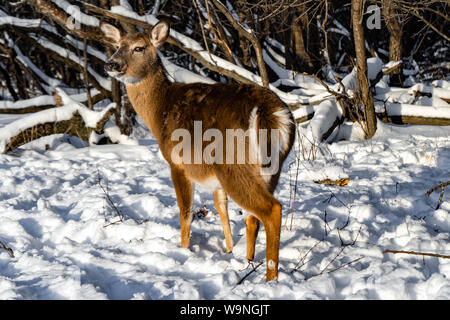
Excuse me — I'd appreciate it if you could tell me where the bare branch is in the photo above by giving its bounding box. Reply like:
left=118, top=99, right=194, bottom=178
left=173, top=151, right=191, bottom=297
left=210, top=0, right=269, bottom=87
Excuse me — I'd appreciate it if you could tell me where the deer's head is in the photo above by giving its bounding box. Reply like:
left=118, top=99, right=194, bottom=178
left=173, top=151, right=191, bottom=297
left=101, top=20, right=169, bottom=85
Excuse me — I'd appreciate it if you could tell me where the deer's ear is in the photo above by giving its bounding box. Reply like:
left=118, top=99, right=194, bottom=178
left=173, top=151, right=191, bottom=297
left=150, top=20, right=169, bottom=47
left=100, top=22, right=122, bottom=45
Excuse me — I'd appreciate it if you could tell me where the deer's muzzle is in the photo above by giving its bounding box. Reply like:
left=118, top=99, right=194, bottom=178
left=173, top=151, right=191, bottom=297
left=104, top=60, right=125, bottom=74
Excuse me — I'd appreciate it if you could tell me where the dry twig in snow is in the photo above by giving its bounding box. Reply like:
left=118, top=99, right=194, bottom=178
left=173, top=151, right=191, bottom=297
left=425, top=181, right=450, bottom=210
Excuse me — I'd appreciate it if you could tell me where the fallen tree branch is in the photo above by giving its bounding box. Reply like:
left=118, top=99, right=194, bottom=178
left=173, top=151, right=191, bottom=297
left=383, top=249, right=450, bottom=259
left=369, top=99, right=450, bottom=127
left=314, top=178, right=350, bottom=186
left=21, top=32, right=110, bottom=93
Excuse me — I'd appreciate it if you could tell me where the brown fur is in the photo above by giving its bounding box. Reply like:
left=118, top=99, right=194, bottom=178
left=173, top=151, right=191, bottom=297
left=103, top=21, right=296, bottom=281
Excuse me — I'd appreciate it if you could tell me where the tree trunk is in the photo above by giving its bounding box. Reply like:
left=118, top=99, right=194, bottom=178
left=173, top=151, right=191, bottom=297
left=382, top=0, right=403, bottom=86
left=286, top=4, right=314, bottom=74
left=291, top=17, right=314, bottom=73
left=352, top=0, right=377, bottom=139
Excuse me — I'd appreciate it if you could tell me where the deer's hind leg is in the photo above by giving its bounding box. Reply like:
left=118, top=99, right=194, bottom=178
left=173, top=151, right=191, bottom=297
left=245, top=171, right=280, bottom=262
left=214, top=189, right=233, bottom=253
left=215, top=165, right=282, bottom=281
left=244, top=215, right=260, bottom=261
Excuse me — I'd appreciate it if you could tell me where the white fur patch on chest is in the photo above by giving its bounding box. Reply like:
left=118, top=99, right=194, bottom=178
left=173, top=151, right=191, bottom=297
left=117, top=74, right=142, bottom=85
left=196, top=176, right=222, bottom=191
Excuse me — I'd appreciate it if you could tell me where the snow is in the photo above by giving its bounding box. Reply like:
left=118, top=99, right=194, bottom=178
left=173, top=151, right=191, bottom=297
left=0, top=110, right=449, bottom=299
left=331, top=18, right=351, bottom=38
left=265, top=37, right=285, bottom=54
left=367, top=57, right=383, bottom=81
left=263, top=49, right=291, bottom=80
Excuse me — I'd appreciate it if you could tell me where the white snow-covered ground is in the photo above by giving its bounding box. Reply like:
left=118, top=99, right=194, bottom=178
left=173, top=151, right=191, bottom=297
left=0, top=115, right=449, bottom=300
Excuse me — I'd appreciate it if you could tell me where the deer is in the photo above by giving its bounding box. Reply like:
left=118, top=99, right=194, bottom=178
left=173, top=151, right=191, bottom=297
left=101, top=19, right=296, bottom=281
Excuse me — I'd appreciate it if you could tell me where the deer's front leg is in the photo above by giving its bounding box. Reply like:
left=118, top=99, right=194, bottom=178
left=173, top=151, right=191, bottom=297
left=214, top=189, right=233, bottom=253
left=171, top=167, right=193, bottom=248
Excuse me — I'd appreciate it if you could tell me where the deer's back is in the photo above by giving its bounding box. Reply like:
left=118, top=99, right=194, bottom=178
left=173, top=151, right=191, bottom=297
left=163, top=82, right=288, bottom=134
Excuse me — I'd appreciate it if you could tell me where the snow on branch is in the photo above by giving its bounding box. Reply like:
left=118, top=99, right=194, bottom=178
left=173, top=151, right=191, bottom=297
left=28, top=34, right=111, bottom=91
left=0, top=89, right=103, bottom=114
left=0, top=9, right=41, bottom=28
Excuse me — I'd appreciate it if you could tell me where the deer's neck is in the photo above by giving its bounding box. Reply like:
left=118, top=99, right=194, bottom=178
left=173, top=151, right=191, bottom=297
left=125, top=68, right=170, bottom=142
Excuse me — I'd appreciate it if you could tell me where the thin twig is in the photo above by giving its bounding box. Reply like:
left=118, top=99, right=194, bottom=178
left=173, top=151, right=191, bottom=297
left=291, top=240, right=323, bottom=273
left=97, top=168, right=123, bottom=225
left=323, top=211, right=332, bottom=236
left=338, top=225, right=362, bottom=247
left=192, top=0, right=216, bottom=66
left=236, top=261, right=264, bottom=285
left=204, top=0, right=233, bottom=61
left=304, top=247, right=345, bottom=281
left=0, top=241, right=15, bottom=258
left=288, top=156, right=300, bottom=231
left=425, top=181, right=450, bottom=196
left=322, top=256, right=363, bottom=276
left=83, top=38, right=93, bottom=110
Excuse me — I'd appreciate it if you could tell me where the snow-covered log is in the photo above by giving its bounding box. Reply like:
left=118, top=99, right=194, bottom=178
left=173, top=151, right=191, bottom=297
left=305, top=99, right=344, bottom=143
left=408, top=84, right=450, bottom=103
left=0, top=89, right=121, bottom=153
left=378, top=103, right=450, bottom=126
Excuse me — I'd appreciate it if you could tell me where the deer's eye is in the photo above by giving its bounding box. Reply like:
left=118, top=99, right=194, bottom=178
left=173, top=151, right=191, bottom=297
left=133, top=46, right=145, bottom=53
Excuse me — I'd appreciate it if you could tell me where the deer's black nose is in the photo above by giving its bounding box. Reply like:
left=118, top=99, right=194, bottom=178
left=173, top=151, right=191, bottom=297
left=105, top=61, right=123, bottom=72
